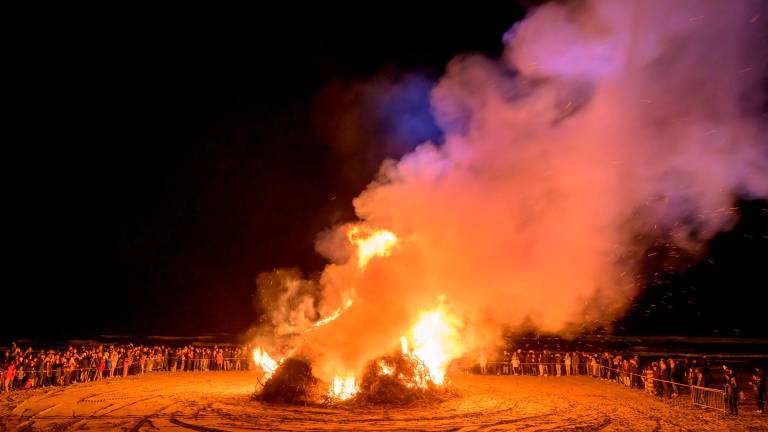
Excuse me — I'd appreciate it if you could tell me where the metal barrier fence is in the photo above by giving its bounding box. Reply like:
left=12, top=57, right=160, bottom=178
left=691, top=385, right=727, bottom=412
left=598, top=365, right=727, bottom=413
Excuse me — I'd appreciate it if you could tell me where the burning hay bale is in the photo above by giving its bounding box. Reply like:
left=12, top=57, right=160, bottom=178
left=256, top=358, right=321, bottom=404
left=358, top=374, right=414, bottom=405
left=354, top=354, right=457, bottom=405
left=254, top=353, right=456, bottom=406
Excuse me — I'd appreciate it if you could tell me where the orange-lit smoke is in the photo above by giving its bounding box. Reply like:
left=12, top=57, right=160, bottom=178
left=254, top=0, right=768, bottom=384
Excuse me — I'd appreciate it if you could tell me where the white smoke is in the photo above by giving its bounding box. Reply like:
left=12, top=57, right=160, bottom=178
left=254, top=0, right=768, bottom=380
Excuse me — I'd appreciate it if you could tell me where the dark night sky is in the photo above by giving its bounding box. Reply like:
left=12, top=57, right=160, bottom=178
left=5, top=5, right=767, bottom=342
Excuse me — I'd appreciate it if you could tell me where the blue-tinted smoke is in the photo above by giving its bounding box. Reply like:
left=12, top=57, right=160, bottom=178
left=373, top=74, right=444, bottom=152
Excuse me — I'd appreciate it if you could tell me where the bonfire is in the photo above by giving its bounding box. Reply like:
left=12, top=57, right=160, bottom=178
left=252, top=226, right=465, bottom=405
left=254, top=346, right=458, bottom=405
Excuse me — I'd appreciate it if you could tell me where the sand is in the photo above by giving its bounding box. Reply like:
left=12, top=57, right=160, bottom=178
left=1, top=371, right=766, bottom=431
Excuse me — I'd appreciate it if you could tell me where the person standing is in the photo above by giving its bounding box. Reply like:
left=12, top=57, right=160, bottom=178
left=4, top=361, right=16, bottom=392
left=78, top=354, right=88, bottom=382
left=525, top=351, right=533, bottom=375
left=651, top=363, right=662, bottom=397
left=726, top=375, right=740, bottom=416
left=695, top=367, right=708, bottom=387
left=599, top=354, right=608, bottom=379
left=235, top=348, right=243, bottom=371
left=545, top=351, right=554, bottom=376
left=109, top=350, right=118, bottom=378
left=122, top=353, right=131, bottom=378
left=44, top=355, right=53, bottom=387
left=659, top=361, right=672, bottom=398
left=629, top=358, right=639, bottom=389
left=621, top=359, right=629, bottom=387
left=96, top=354, right=105, bottom=381
left=511, top=352, right=521, bottom=376
left=59, top=355, right=69, bottom=385
left=750, top=370, right=765, bottom=414
left=216, top=349, right=224, bottom=371
left=668, top=359, right=679, bottom=397
left=146, top=351, right=154, bottom=373
left=572, top=352, right=580, bottom=375
left=693, top=368, right=707, bottom=405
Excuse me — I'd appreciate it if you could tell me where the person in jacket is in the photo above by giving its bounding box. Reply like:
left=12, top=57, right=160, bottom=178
left=726, top=375, right=739, bottom=416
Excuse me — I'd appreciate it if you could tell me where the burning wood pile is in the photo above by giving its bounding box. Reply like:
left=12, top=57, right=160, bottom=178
left=256, top=358, right=320, bottom=404
left=252, top=302, right=462, bottom=404
left=250, top=226, right=465, bottom=405
left=253, top=350, right=457, bottom=405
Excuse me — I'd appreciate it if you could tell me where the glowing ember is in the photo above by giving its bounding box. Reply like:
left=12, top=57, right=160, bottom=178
left=346, top=226, right=398, bottom=269
left=377, top=360, right=394, bottom=376
left=252, top=346, right=278, bottom=380
left=329, top=373, right=358, bottom=400
left=402, top=303, right=463, bottom=386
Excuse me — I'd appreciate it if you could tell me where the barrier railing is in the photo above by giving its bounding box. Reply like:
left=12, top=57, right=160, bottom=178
left=597, top=365, right=727, bottom=413
left=691, top=385, right=727, bottom=412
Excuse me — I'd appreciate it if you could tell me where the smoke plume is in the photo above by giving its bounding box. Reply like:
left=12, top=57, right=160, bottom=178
left=254, top=0, right=768, bottom=380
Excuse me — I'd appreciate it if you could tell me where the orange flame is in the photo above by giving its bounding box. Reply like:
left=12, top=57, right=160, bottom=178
left=402, top=302, right=463, bottom=386
left=328, top=373, right=358, bottom=400
left=252, top=346, right=279, bottom=380
left=308, top=225, right=397, bottom=341
left=308, top=298, right=353, bottom=331
left=347, top=226, right=398, bottom=269
left=377, top=360, right=394, bottom=376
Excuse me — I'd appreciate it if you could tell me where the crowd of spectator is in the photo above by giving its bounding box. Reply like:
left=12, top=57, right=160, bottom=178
left=4, top=342, right=765, bottom=417
left=474, top=349, right=766, bottom=416
left=1, top=342, right=251, bottom=393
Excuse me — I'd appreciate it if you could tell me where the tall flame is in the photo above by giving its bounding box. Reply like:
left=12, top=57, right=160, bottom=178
left=311, top=226, right=397, bottom=346
left=252, top=346, right=278, bottom=380
left=347, top=226, right=398, bottom=269
left=328, top=373, right=358, bottom=400
left=323, top=226, right=399, bottom=401
left=402, top=303, right=463, bottom=386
